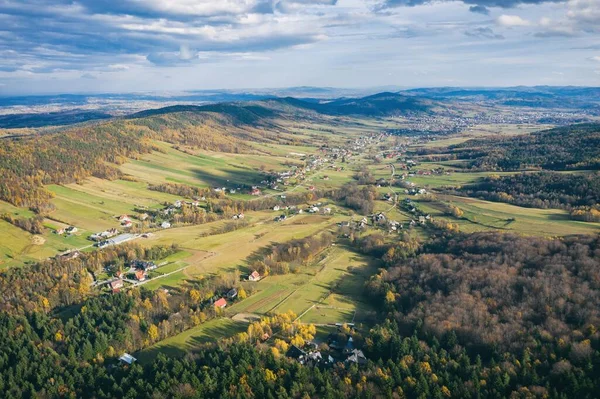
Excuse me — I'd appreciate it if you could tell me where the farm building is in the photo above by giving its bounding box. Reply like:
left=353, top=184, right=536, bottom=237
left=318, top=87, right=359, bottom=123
left=214, top=298, right=227, bottom=309
left=119, top=353, right=136, bottom=365
left=248, top=271, right=261, bottom=281
left=227, top=288, right=238, bottom=299
left=110, top=279, right=124, bottom=292
left=61, top=250, right=81, bottom=260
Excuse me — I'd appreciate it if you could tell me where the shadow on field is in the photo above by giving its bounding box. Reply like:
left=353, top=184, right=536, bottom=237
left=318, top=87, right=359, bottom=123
left=191, top=167, right=264, bottom=188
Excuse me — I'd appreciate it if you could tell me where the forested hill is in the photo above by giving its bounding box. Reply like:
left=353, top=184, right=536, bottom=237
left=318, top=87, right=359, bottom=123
left=132, top=92, right=440, bottom=119
left=270, top=92, right=438, bottom=116
left=129, top=102, right=280, bottom=126
left=0, top=103, right=303, bottom=211
left=451, top=123, right=600, bottom=171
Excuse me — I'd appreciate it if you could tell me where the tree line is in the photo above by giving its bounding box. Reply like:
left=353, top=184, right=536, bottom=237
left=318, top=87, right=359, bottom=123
left=454, top=172, right=600, bottom=210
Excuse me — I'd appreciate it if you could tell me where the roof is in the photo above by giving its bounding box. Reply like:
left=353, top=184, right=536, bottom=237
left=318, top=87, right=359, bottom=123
left=119, top=353, right=136, bottom=364
left=286, top=345, right=306, bottom=359
left=110, top=279, right=124, bottom=289
left=214, top=298, right=227, bottom=308
left=249, top=271, right=260, bottom=279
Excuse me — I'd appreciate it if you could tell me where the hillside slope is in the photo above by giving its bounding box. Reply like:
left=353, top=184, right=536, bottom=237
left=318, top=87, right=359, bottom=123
left=270, top=92, right=438, bottom=116
left=452, top=123, right=600, bottom=170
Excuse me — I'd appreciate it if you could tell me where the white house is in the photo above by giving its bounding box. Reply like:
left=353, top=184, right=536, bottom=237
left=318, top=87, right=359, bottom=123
left=161, top=221, right=171, bottom=229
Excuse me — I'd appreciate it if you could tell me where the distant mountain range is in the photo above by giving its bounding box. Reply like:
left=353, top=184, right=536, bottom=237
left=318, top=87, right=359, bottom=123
left=0, top=86, right=598, bottom=129
left=403, top=86, right=600, bottom=109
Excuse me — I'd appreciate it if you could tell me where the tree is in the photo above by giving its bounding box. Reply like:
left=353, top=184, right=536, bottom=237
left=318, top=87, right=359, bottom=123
left=148, top=324, right=159, bottom=342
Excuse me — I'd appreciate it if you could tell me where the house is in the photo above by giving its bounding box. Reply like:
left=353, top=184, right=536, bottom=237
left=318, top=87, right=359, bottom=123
left=251, top=188, right=262, bottom=196
left=309, top=206, right=319, bottom=213
left=273, top=206, right=280, bottom=211
left=214, top=298, right=227, bottom=309
left=110, top=279, right=124, bottom=291
left=118, top=215, right=131, bottom=223
left=105, top=228, right=119, bottom=237
left=248, top=271, right=261, bottom=282
left=55, top=228, right=65, bottom=235
left=139, top=213, right=149, bottom=221
left=161, top=221, right=171, bottom=229
left=119, top=353, right=137, bottom=365
left=61, top=250, right=81, bottom=260
left=227, top=288, right=238, bottom=299
left=134, top=270, right=146, bottom=282
left=65, top=226, right=78, bottom=234
left=343, top=336, right=355, bottom=354
left=174, top=200, right=182, bottom=208
left=286, top=345, right=307, bottom=360
left=346, top=349, right=367, bottom=365
left=373, top=213, right=386, bottom=224
left=123, top=220, right=133, bottom=228
left=308, top=186, right=315, bottom=191
left=323, top=207, right=332, bottom=214
left=132, top=260, right=156, bottom=271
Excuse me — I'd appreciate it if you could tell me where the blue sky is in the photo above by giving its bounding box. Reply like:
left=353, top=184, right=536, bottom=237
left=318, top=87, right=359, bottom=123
left=0, top=0, right=598, bottom=94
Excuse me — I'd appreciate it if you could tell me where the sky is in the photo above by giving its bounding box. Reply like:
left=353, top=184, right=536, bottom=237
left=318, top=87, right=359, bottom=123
left=0, top=0, right=599, bottom=95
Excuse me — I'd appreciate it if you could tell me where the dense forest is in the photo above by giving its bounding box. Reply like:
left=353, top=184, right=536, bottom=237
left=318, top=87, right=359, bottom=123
left=366, top=232, right=600, bottom=353
left=450, top=123, right=600, bottom=171
left=0, top=231, right=599, bottom=397
left=455, top=172, right=600, bottom=209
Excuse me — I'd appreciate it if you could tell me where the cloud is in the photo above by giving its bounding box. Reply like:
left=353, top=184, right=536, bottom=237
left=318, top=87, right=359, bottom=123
left=376, top=0, right=565, bottom=11
left=590, top=56, right=600, bottom=62
left=565, top=0, right=600, bottom=32
left=0, top=0, right=337, bottom=75
left=80, top=73, right=97, bottom=79
left=496, top=14, right=531, bottom=27
left=464, top=27, right=504, bottom=39
left=469, top=5, right=490, bottom=14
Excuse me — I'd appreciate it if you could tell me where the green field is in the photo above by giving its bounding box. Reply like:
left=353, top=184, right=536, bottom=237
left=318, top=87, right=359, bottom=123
left=415, top=195, right=599, bottom=236
left=136, top=318, right=247, bottom=363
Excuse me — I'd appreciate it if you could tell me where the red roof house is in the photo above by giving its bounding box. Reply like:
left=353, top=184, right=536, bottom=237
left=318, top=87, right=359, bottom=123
left=214, top=298, right=227, bottom=309
left=248, top=271, right=261, bottom=282
left=134, top=270, right=146, bottom=281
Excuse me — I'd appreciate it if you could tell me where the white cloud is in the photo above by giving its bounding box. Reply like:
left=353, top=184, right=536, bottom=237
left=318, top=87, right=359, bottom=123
left=497, top=15, right=531, bottom=27
left=591, top=56, right=600, bottom=62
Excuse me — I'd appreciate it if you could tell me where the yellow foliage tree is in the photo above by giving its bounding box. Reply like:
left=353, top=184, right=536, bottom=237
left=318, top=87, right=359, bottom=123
left=265, top=369, right=277, bottom=383
left=148, top=324, right=159, bottom=342
left=189, top=289, right=201, bottom=302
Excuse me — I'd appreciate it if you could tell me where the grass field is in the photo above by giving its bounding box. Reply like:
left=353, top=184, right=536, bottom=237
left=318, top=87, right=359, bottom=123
left=0, top=199, right=92, bottom=268
left=228, top=245, right=380, bottom=324
left=415, top=195, right=600, bottom=236
left=136, top=244, right=380, bottom=362
left=136, top=318, right=247, bottom=363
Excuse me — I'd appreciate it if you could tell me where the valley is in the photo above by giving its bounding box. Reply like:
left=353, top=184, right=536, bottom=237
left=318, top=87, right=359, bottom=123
left=0, top=92, right=599, bottom=398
